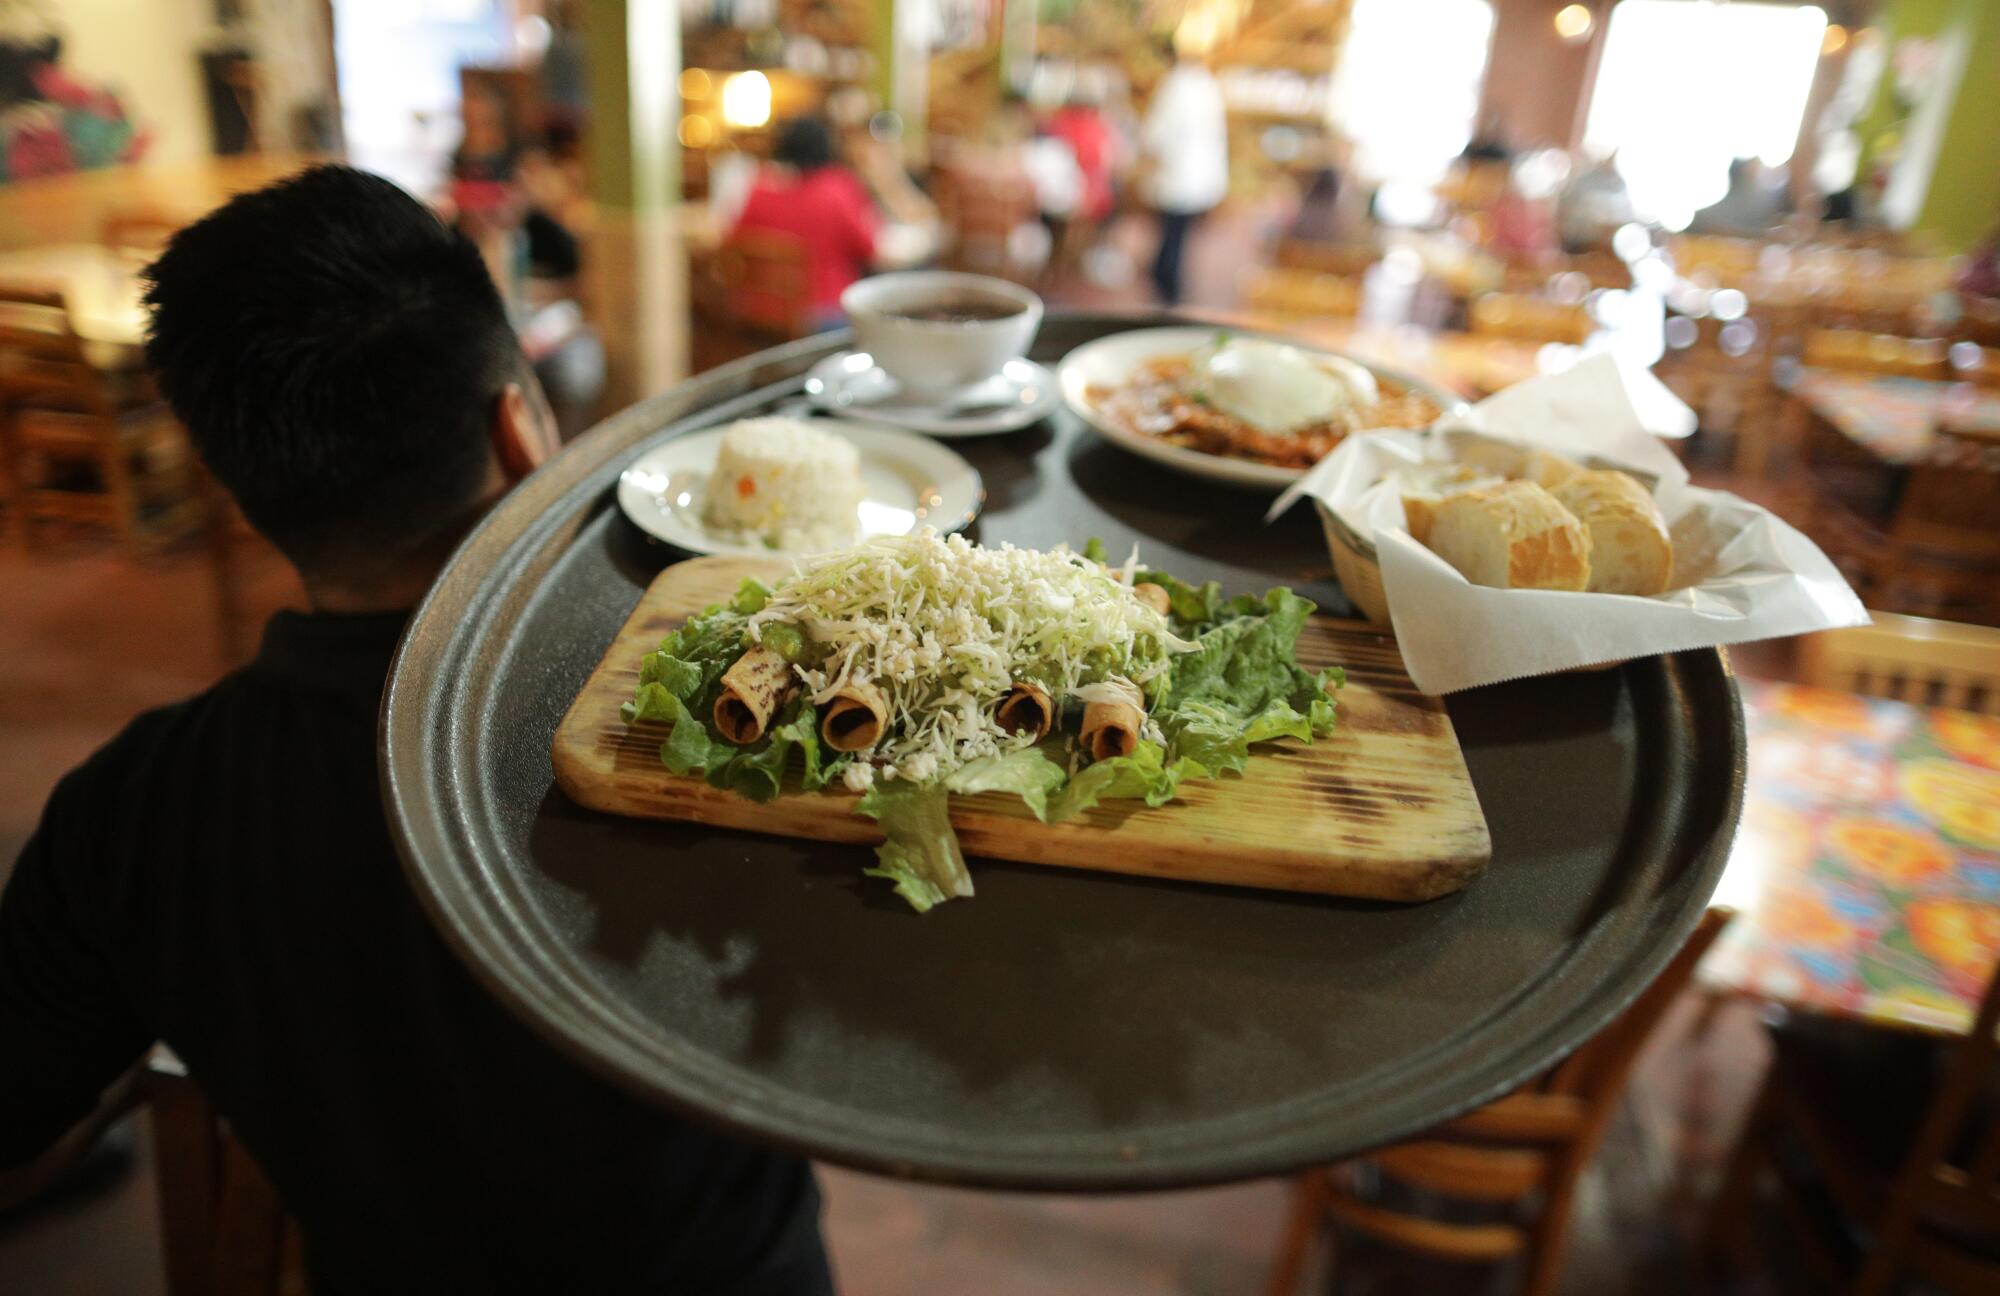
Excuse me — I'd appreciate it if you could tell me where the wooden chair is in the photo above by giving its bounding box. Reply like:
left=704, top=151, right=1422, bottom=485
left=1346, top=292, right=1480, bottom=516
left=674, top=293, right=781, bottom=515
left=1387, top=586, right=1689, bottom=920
left=1891, top=430, right=2000, bottom=562
left=933, top=166, right=1037, bottom=279
left=1468, top=292, right=1592, bottom=346
left=1269, top=909, right=1734, bottom=1296
left=1566, top=248, right=1631, bottom=292
left=1274, top=239, right=1380, bottom=278
left=1241, top=268, right=1364, bottom=324
left=1436, top=161, right=1510, bottom=213
left=1802, top=329, right=1950, bottom=380
left=713, top=230, right=815, bottom=340
left=0, top=1051, right=305, bottom=1295
left=0, top=282, right=203, bottom=550
left=1707, top=956, right=2000, bottom=1294
left=1656, top=308, right=1780, bottom=472
left=1809, top=492, right=2000, bottom=629
left=101, top=208, right=184, bottom=257
left=1798, top=612, right=2000, bottom=715
left=1669, top=235, right=1762, bottom=281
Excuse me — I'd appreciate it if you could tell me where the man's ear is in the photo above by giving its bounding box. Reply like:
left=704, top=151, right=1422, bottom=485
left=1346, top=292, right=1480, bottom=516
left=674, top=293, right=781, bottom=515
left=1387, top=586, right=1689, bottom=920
left=491, top=381, right=555, bottom=482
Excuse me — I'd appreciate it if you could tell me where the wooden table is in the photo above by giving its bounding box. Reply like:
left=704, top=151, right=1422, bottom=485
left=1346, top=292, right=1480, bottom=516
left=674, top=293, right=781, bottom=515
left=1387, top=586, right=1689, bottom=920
left=0, top=242, right=148, bottom=353
left=0, top=154, right=324, bottom=254
left=1700, top=679, right=2000, bottom=1034
left=1791, top=368, right=2000, bottom=466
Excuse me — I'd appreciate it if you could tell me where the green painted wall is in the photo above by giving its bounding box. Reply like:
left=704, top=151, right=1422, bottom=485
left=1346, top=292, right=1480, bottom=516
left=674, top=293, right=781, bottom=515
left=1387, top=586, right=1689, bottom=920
left=584, top=0, right=680, bottom=213
left=1914, top=0, right=2000, bottom=249
left=1854, top=0, right=2000, bottom=250
left=1854, top=0, right=1955, bottom=159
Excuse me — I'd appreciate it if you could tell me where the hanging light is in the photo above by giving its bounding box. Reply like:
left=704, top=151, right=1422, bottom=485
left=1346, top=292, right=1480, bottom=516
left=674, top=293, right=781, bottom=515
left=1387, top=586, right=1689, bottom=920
left=720, top=71, right=772, bottom=130
left=1554, top=4, right=1593, bottom=41
left=679, top=114, right=716, bottom=148
left=1822, top=24, right=1849, bottom=55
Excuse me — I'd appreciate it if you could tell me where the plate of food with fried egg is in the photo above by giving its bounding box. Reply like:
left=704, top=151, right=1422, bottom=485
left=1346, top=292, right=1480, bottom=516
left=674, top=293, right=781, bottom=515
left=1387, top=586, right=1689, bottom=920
left=1058, top=327, right=1460, bottom=490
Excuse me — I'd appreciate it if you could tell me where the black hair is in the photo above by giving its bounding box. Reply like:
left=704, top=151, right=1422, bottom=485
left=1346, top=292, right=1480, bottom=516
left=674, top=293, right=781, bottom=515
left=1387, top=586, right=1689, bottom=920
left=773, top=117, right=835, bottom=172
left=143, top=165, right=519, bottom=576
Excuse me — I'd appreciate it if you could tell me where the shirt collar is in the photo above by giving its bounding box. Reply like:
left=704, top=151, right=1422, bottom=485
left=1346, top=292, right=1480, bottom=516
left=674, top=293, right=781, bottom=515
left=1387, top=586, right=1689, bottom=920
left=249, top=609, right=411, bottom=705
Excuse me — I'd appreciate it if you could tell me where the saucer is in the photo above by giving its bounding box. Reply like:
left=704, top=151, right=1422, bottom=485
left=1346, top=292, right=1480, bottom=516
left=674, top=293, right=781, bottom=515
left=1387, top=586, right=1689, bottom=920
left=803, top=352, right=1060, bottom=437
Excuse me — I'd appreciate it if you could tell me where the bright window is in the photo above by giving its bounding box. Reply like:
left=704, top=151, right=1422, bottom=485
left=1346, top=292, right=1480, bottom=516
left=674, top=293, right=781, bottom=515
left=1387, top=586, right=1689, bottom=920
left=1329, top=0, right=1495, bottom=184
left=1583, top=1, right=1828, bottom=228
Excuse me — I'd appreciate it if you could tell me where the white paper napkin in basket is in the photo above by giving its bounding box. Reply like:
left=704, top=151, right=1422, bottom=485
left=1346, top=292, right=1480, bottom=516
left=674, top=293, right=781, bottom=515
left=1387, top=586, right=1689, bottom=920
left=1271, top=356, right=1868, bottom=694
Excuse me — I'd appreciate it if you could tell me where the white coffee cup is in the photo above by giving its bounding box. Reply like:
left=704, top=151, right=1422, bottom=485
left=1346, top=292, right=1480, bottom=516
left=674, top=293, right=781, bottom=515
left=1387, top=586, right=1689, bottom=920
left=841, top=271, right=1043, bottom=400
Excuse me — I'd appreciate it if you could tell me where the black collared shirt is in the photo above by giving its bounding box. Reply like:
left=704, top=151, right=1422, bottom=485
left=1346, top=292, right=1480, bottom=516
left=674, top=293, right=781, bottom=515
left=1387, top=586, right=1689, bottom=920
left=0, top=611, right=829, bottom=1294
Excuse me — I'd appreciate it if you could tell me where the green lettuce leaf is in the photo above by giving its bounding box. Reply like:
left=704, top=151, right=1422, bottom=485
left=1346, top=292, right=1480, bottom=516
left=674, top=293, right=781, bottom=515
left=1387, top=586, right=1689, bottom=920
left=1134, top=567, right=1224, bottom=624
left=1308, top=668, right=1344, bottom=737
left=707, top=696, right=851, bottom=802
left=1145, top=585, right=1344, bottom=780
left=623, top=683, right=738, bottom=776
left=944, top=745, right=1068, bottom=822
left=627, top=604, right=751, bottom=720
left=1162, top=697, right=1314, bottom=779
left=856, top=780, right=972, bottom=913
left=731, top=578, right=771, bottom=614
left=1050, top=742, right=1190, bottom=821
left=1161, top=587, right=1325, bottom=718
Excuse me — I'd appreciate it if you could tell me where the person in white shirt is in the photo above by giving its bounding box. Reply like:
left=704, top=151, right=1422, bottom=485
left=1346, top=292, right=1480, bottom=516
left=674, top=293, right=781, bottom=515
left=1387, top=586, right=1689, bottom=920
left=1141, top=42, right=1228, bottom=305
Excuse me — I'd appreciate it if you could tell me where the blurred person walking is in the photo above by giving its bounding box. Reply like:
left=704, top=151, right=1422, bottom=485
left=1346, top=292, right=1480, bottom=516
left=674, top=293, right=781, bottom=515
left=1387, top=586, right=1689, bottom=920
left=1691, top=157, right=1791, bottom=237
left=1141, top=39, right=1227, bottom=306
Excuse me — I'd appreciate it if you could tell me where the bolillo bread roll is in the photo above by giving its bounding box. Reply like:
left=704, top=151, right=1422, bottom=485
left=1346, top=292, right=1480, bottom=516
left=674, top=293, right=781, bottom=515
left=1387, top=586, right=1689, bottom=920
left=1399, top=463, right=1500, bottom=547
left=1550, top=470, right=1674, bottom=596
left=1520, top=449, right=1583, bottom=490
left=1425, top=481, right=1592, bottom=591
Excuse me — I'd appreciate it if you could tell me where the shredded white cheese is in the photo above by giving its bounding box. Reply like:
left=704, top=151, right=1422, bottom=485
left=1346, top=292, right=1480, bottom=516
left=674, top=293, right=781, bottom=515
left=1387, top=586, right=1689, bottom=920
left=748, top=531, right=1190, bottom=784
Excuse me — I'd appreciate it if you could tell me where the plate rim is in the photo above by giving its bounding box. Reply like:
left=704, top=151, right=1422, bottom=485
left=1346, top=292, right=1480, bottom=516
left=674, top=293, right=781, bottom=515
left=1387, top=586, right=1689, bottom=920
left=1056, top=324, right=1468, bottom=492
left=613, top=418, right=985, bottom=555
left=805, top=351, right=1060, bottom=437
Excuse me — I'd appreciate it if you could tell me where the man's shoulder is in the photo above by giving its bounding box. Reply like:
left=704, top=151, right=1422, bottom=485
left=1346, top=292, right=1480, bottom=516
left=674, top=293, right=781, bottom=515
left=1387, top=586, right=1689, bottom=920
left=50, top=669, right=275, bottom=808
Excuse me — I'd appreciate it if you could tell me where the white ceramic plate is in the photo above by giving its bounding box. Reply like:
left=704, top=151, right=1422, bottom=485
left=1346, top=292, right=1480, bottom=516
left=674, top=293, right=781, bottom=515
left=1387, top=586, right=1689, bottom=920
left=616, top=420, right=983, bottom=557
left=1057, top=326, right=1453, bottom=492
left=803, top=352, right=1060, bottom=437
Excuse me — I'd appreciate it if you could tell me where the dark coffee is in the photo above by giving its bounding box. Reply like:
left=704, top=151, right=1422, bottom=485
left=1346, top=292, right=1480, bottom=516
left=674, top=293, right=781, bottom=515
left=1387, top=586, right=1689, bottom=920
left=889, top=297, right=1024, bottom=323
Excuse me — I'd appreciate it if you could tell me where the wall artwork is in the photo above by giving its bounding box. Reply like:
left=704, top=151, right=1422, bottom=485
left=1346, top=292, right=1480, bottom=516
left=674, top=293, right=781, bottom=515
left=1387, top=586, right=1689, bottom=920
left=0, top=1, right=150, bottom=182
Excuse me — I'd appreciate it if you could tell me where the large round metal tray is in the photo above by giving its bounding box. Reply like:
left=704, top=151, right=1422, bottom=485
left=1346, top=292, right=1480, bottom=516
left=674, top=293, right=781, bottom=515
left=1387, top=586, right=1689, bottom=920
left=382, top=312, right=1741, bottom=1191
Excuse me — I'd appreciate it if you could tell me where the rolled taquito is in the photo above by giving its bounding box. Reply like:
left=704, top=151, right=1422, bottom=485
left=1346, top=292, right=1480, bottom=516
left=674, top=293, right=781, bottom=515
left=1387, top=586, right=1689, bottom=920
left=1132, top=582, right=1171, bottom=617
left=821, top=680, right=890, bottom=752
left=1077, top=677, right=1145, bottom=762
left=713, top=646, right=795, bottom=744
left=995, top=681, right=1054, bottom=740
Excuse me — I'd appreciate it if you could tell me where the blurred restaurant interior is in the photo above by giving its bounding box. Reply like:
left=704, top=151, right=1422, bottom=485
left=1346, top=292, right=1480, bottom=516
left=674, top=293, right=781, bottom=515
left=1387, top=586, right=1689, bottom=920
left=2, top=0, right=2000, bottom=1291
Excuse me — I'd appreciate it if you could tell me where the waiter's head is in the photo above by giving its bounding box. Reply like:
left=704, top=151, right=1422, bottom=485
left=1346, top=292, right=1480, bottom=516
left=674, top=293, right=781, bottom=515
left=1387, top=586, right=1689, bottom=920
left=144, top=164, right=556, bottom=606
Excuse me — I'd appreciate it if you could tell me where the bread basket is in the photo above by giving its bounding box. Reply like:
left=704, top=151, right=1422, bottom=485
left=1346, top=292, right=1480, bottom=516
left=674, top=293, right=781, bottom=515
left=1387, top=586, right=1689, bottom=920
left=1317, top=499, right=1391, bottom=626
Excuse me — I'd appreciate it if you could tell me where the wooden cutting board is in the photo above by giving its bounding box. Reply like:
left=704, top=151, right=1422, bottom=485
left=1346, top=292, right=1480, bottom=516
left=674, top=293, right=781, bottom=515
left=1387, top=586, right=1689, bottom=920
left=551, top=556, right=1491, bottom=901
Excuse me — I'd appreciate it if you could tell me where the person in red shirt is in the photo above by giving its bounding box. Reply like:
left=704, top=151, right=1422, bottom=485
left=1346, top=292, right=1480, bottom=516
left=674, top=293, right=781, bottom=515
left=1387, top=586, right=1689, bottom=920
left=1048, top=91, right=1116, bottom=226
left=729, top=117, right=880, bottom=331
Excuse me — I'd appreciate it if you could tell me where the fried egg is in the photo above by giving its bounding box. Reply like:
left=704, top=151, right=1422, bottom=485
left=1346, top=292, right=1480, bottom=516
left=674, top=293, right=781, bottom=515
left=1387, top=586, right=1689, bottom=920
left=1190, top=338, right=1379, bottom=435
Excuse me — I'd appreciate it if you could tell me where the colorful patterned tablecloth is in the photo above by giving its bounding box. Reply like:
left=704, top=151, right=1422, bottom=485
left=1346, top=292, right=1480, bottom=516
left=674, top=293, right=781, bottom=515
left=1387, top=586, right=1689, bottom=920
left=1701, top=680, right=2000, bottom=1034
left=1792, top=368, right=2000, bottom=466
